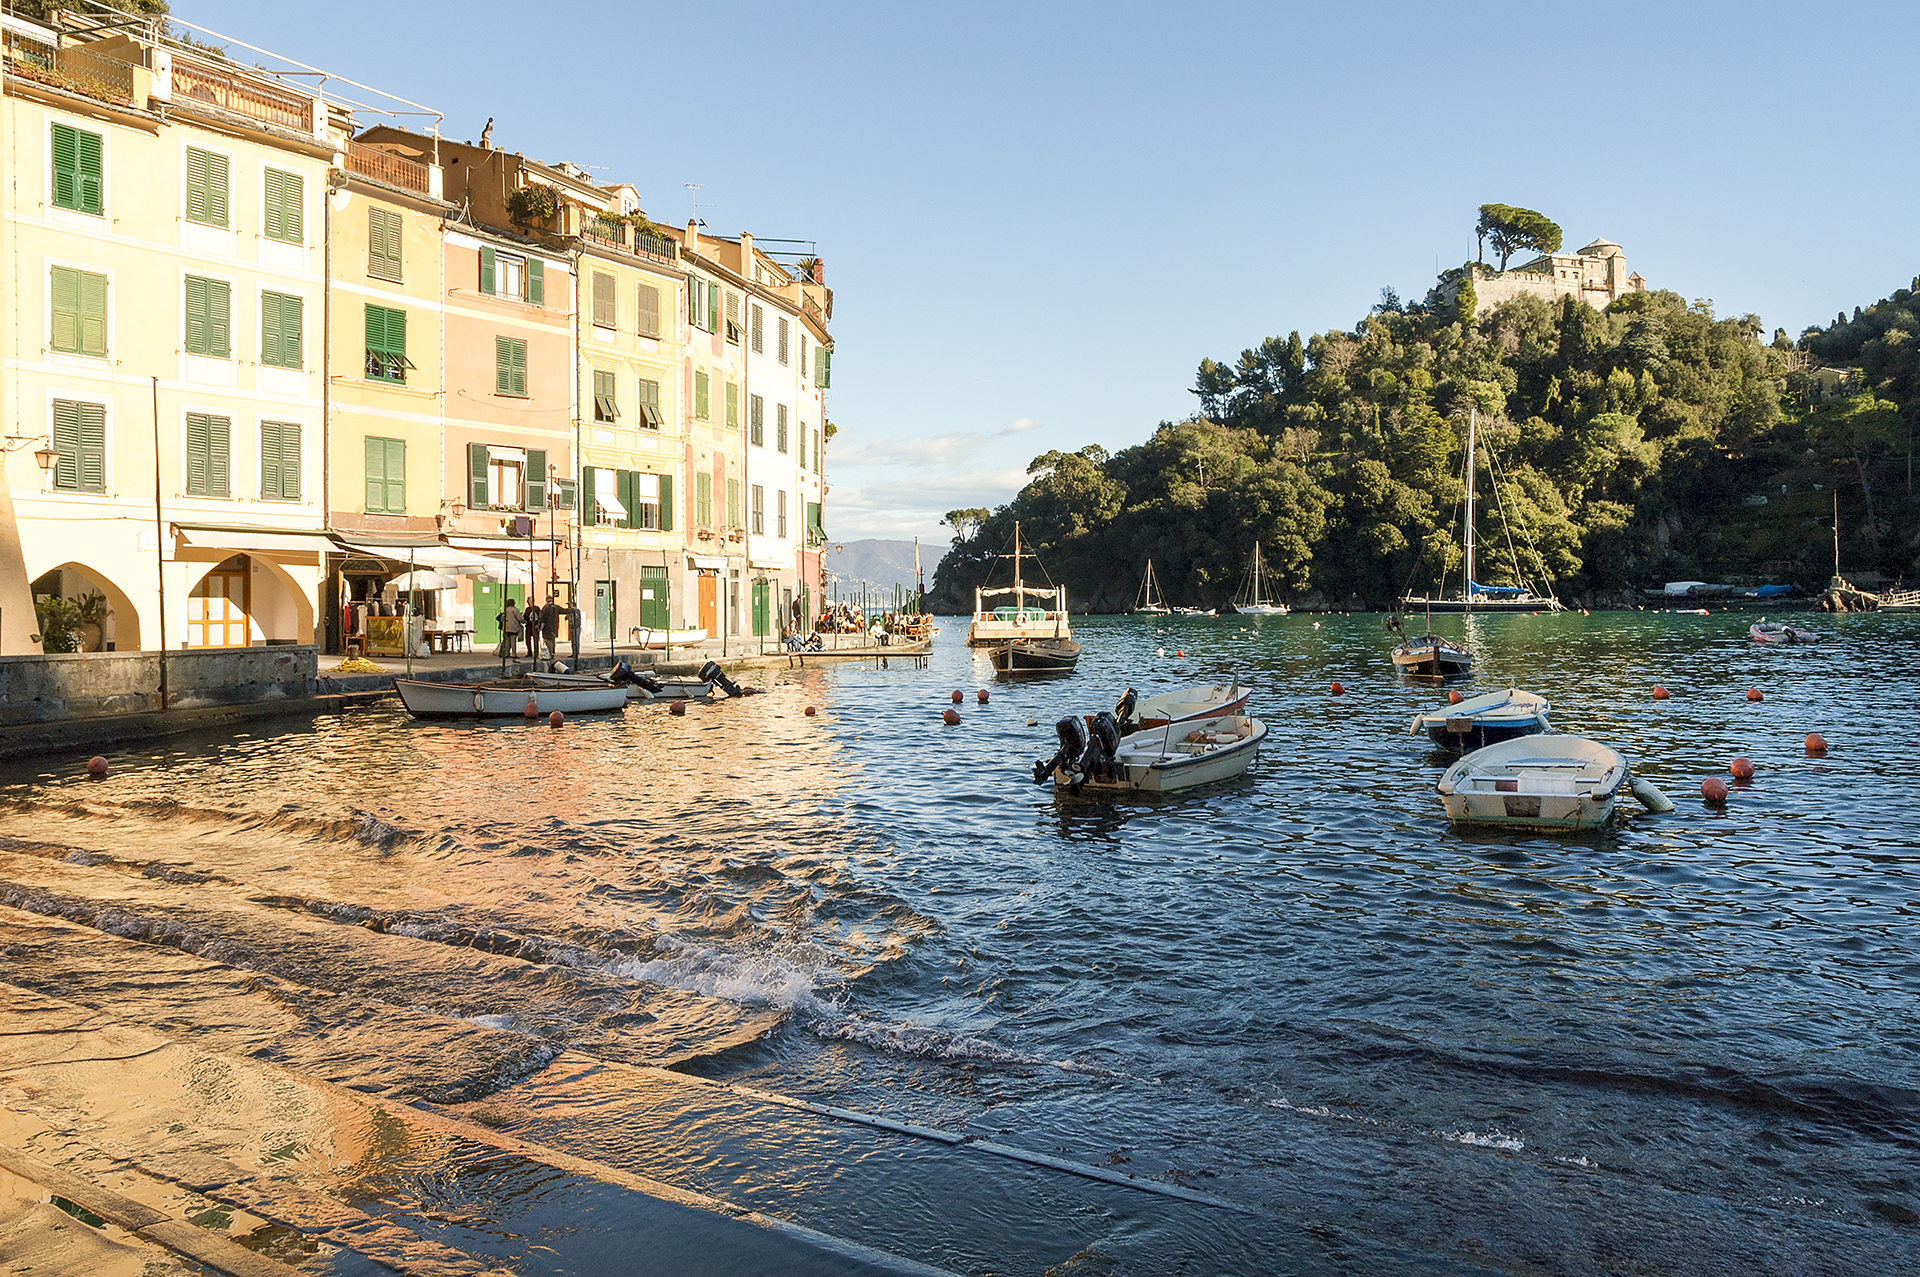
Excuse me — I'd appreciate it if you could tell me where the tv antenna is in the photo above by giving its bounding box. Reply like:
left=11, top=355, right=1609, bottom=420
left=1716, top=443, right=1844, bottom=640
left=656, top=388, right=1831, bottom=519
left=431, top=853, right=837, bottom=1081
left=683, top=182, right=703, bottom=226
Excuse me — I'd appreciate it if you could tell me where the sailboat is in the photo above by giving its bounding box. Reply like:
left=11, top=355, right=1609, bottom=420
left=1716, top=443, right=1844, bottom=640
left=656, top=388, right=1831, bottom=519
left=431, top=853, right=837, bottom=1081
left=1401, top=408, right=1564, bottom=614
left=966, top=522, right=1080, bottom=677
left=1134, top=561, right=1171, bottom=615
left=1231, top=542, right=1290, bottom=615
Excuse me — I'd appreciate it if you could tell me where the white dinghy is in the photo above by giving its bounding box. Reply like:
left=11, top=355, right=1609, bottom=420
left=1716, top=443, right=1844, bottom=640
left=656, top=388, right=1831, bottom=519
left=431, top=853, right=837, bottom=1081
left=1117, top=681, right=1250, bottom=730
left=1408, top=688, right=1550, bottom=752
left=1435, top=734, right=1669, bottom=830
left=1035, top=712, right=1266, bottom=795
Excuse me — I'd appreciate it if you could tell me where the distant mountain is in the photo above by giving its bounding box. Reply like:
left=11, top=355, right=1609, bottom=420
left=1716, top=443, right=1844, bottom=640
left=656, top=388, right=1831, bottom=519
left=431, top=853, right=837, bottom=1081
left=820, top=539, right=946, bottom=594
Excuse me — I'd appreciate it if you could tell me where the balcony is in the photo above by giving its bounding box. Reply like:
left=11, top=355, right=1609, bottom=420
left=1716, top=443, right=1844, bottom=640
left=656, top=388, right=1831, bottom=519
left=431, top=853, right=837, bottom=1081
left=170, top=52, right=313, bottom=134
left=346, top=140, right=431, bottom=194
left=583, top=215, right=626, bottom=248
left=802, top=294, right=827, bottom=331
left=2, top=28, right=135, bottom=104
left=633, top=230, right=677, bottom=263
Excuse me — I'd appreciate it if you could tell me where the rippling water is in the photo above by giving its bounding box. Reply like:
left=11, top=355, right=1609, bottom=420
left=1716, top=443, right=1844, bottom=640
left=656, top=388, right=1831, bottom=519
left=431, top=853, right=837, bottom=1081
left=3, top=610, right=1917, bottom=1274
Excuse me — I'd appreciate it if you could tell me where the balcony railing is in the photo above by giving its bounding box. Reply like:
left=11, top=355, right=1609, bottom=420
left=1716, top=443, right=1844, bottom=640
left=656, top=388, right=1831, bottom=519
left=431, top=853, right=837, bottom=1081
left=346, top=140, right=431, bottom=194
left=170, top=53, right=313, bottom=134
left=2, top=29, right=135, bottom=103
left=585, top=215, right=626, bottom=245
left=634, top=230, right=677, bottom=262
left=802, top=294, right=827, bottom=330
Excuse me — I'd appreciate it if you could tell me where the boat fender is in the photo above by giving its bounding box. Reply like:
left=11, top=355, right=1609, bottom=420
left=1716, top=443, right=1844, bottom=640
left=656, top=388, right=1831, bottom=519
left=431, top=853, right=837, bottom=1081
left=1629, top=775, right=1674, bottom=812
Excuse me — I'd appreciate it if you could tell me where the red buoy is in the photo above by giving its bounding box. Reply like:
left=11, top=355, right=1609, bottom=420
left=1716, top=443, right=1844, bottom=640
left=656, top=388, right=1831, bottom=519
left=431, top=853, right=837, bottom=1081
left=1448, top=690, right=1463, bottom=705
left=85, top=756, right=108, bottom=777
left=1330, top=680, right=1345, bottom=696
left=1176, top=650, right=1186, bottom=658
left=524, top=698, right=539, bottom=718
left=669, top=700, right=687, bottom=716
left=804, top=706, right=817, bottom=717
left=1652, top=685, right=1671, bottom=700
left=951, top=690, right=963, bottom=704
left=1804, top=732, right=1827, bottom=755
left=942, top=708, right=961, bottom=725
left=976, top=689, right=989, bottom=703
left=1729, top=756, right=1754, bottom=780
left=1701, top=776, right=1729, bottom=804
left=549, top=710, right=564, bottom=728
left=1746, top=688, right=1763, bottom=702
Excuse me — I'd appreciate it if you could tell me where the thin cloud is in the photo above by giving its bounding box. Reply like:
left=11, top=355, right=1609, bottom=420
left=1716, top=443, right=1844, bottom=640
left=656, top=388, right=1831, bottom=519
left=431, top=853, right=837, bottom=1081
left=999, top=417, right=1042, bottom=434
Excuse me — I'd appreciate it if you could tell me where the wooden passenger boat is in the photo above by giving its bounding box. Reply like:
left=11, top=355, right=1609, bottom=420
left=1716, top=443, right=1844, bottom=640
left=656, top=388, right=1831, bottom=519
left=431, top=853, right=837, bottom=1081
left=1391, top=631, right=1473, bottom=678
left=1435, top=735, right=1640, bottom=830
left=1408, top=688, right=1550, bottom=751
left=393, top=678, right=630, bottom=719
left=990, top=638, right=1080, bottom=679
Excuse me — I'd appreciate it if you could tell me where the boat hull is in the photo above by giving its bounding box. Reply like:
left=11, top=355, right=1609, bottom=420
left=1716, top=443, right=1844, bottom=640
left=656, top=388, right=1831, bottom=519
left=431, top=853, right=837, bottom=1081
left=1392, top=637, right=1472, bottom=678
left=393, top=678, right=630, bottom=718
left=991, top=639, right=1080, bottom=679
left=1058, top=715, right=1265, bottom=794
left=1750, top=623, right=1817, bottom=644
left=1233, top=604, right=1290, bottom=616
left=1399, top=594, right=1564, bottom=613
left=1132, top=684, right=1250, bottom=728
left=630, top=627, right=707, bottom=648
left=1409, top=689, right=1550, bottom=752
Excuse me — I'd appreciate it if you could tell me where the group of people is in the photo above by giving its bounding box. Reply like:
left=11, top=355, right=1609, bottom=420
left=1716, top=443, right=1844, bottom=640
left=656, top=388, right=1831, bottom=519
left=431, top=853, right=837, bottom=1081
left=497, top=596, right=582, bottom=663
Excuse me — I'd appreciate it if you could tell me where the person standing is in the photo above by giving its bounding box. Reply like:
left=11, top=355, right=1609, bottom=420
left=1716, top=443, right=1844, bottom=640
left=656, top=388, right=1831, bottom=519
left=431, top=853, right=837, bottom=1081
left=521, top=598, right=543, bottom=661
left=497, top=598, right=522, bottom=664
left=540, top=596, right=562, bottom=663
left=565, top=597, right=583, bottom=661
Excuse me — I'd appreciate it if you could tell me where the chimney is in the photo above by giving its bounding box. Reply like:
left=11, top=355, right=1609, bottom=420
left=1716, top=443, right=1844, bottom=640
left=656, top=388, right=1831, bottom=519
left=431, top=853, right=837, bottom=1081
left=686, top=218, right=698, bottom=253
left=810, top=256, right=825, bottom=284
left=740, top=231, right=753, bottom=270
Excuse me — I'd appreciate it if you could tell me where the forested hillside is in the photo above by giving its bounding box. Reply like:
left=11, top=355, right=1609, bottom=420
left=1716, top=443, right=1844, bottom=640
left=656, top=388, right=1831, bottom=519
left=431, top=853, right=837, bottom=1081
left=932, top=268, right=1920, bottom=612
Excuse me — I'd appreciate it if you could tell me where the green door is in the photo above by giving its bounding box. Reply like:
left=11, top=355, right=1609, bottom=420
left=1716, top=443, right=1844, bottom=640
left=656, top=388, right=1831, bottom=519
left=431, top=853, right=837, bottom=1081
left=594, top=580, right=615, bottom=643
left=639, top=566, right=669, bottom=631
left=752, top=579, right=770, bottom=636
left=472, top=581, right=525, bottom=645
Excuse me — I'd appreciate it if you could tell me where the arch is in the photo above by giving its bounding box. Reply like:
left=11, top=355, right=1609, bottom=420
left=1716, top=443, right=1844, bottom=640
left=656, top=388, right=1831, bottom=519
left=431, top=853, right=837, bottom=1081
left=180, top=554, right=317, bottom=648
left=31, top=561, right=144, bottom=650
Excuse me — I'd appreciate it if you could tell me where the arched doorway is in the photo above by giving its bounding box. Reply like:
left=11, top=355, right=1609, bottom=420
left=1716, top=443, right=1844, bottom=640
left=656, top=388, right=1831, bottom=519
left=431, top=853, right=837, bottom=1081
left=184, top=556, right=250, bottom=647
left=30, top=562, right=143, bottom=651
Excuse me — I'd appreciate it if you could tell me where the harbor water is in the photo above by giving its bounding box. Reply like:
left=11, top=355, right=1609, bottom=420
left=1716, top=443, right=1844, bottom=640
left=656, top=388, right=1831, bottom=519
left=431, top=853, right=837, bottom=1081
left=2, top=610, right=1917, bottom=1274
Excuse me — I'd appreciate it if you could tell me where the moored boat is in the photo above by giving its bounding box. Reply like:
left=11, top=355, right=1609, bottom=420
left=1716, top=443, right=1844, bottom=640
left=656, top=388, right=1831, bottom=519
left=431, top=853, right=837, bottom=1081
left=1750, top=620, right=1818, bottom=644
left=1231, top=541, right=1290, bottom=615
left=1117, top=681, right=1250, bottom=730
left=629, top=626, right=708, bottom=648
left=1387, top=616, right=1472, bottom=678
left=1401, top=408, right=1564, bottom=614
left=1134, top=560, right=1171, bottom=616
left=1034, top=712, right=1266, bottom=795
left=394, top=678, right=630, bottom=719
left=990, top=638, right=1081, bottom=679
left=1408, top=688, right=1549, bottom=751
left=1435, top=734, right=1667, bottom=830
left=967, top=522, right=1074, bottom=648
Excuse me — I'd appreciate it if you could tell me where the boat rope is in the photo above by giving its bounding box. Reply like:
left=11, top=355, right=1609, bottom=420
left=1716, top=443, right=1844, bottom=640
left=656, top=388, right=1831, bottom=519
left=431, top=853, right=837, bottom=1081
left=1486, top=447, right=1559, bottom=596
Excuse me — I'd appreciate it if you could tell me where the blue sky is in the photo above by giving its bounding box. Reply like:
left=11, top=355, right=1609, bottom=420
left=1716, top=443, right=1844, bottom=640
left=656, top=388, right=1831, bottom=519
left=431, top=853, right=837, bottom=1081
left=184, top=0, right=1920, bottom=543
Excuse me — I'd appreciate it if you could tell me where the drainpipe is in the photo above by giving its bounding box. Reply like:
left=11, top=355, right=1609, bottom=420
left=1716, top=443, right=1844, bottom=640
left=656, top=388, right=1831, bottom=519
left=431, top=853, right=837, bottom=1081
left=151, top=376, right=168, bottom=710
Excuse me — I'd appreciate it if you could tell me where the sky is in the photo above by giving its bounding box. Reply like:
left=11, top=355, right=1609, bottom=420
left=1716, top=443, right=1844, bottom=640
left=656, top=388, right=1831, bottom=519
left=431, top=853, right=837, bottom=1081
left=183, top=0, right=1920, bottom=544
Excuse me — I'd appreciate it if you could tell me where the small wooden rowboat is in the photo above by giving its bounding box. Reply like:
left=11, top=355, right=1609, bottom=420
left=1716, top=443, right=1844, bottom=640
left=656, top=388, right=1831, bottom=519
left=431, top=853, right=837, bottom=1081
left=1408, top=688, right=1550, bottom=751
left=991, top=638, right=1080, bottom=679
left=1435, top=734, right=1670, bottom=830
left=1121, top=682, right=1250, bottom=730
left=393, top=678, right=629, bottom=719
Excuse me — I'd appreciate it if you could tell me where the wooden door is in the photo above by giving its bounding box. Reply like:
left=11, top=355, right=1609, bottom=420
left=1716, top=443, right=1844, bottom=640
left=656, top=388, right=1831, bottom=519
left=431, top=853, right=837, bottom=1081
left=639, top=567, right=669, bottom=631
left=594, top=580, right=615, bottom=642
left=186, top=565, right=250, bottom=648
left=471, top=582, right=524, bottom=645
left=752, top=580, right=770, bottom=636
left=698, top=573, right=717, bottom=635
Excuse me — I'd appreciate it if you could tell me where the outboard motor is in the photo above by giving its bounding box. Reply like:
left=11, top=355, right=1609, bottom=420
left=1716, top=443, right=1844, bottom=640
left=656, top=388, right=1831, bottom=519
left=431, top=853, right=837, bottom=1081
left=1113, top=687, right=1139, bottom=735
left=699, top=660, right=748, bottom=699
left=1034, top=715, right=1089, bottom=786
left=630, top=669, right=665, bottom=695
left=1080, top=712, right=1122, bottom=790
left=606, top=660, right=638, bottom=686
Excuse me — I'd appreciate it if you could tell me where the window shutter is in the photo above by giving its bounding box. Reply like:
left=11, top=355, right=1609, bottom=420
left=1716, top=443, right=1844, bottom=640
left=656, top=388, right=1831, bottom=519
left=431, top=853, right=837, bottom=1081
left=51, top=123, right=78, bottom=210
left=77, top=402, right=105, bottom=492
left=708, top=281, right=720, bottom=333
left=820, top=348, right=831, bottom=388
left=657, top=473, right=673, bottom=531
left=616, top=468, right=637, bottom=529
left=480, top=245, right=495, bottom=294
left=280, top=422, right=301, bottom=500
left=198, top=278, right=230, bottom=357
left=694, top=370, right=709, bottom=420
left=50, top=266, right=80, bottom=353
left=75, top=128, right=102, bottom=214
left=511, top=338, right=527, bottom=396
left=369, top=208, right=402, bottom=281
left=638, top=284, right=659, bottom=336
left=526, top=448, right=547, bottom=510
left=528, top=257, right=544, bottom=306
left=185, top=276, right=207, bottom=354
left=207, top=415, right=230, bottom=495
left=259, top=420, right=280, bottom=501
left=751, top=304, right=763, bottom=353
left=52, top=399, right=82, bottom=490
left=555, top=476, right=575, bottom=511
left=581, top=465, right=598, bottom=523
left=728, top=477, right=741, bottom=528
left=468, top=442, right=489, bottom=509
left=186, top=413, right=209, bottom=494
left=260, top=291, right=282, bottom=367
left=593, top=272, right=615, bottom=327
left=726, top=381, right=737, bottom=429
left=365, top=436, right=386, bottom=511
left=389, top=306, right=406, bottom=370
left=79, top=270, right=107, bottom=356
left=383, top=438, right=406, bottom=512
left=495, top=336, right=512, bottom=394
left=263, top=168, right=303, bottom=243
left=686, top=274, right=699, bottom=326
left=185, top=147, right=208, bottom=223
left=208, top=152, right=228, bottom=227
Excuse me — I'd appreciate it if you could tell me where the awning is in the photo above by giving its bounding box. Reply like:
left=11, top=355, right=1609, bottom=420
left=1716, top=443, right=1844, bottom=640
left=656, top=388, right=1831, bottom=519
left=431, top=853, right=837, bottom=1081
left=593, top=470, right=628, bottom=518
left=689, top=555, right=726, bottom=570
left=748, top=558, right=787, bottom=571
left=487, top=445, right=528, bottom=463
left=445, top=534, right=557, bottom=552
left=173, top=524, right=334, bottom=557
left=330, top=538, right=491, bottom=572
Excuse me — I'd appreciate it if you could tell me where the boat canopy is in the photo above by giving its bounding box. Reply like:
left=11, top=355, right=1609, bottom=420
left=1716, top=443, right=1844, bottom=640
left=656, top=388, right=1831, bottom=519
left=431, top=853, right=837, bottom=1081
left=988, top=607, right=1049, bottom=621
left=1466, top=580, right=1529, bottom=597
left=979, top=585, right=1058, bottom=600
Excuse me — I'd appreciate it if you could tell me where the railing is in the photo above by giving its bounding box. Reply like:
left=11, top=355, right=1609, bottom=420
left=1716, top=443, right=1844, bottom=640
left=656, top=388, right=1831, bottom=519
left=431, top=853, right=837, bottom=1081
left=346, top=140, right=430, bottom=194
left=170, top=53, right=313, bottom=134
left=2, top=29, right=135, bottom=103
left=802, top=294, right=827, bottom=330
left=586, top=216, right=625, bottom=245
left=634, top=230, right=677, bottom=262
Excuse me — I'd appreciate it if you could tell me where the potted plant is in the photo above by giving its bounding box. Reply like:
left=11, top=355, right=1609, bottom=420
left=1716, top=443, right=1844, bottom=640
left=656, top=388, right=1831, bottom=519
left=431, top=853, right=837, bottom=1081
left=76, top=592, right=109, bottom=652
left=507, top=182, right=558, bottom=226
left=31, top=595, right=83, bottom=654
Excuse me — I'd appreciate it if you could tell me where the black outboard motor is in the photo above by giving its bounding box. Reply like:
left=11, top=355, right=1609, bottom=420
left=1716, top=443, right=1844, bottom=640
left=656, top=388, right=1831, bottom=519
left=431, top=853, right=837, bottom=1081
left=1113, top=687, right=1139, bottom=735
left=607, top=660, right=638, bottom=686
left=1034, top=714, right=1088, bottom=785
left=630, top=668, right=665, bottom=694
left=699, top=660, right=749, bottom=699
left=1080, top=711, right=1121, bottom=790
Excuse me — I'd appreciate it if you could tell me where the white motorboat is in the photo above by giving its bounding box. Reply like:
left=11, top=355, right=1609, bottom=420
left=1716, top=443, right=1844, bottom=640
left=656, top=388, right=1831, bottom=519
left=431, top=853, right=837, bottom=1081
left=532, top=659, right=751, bottom=700
left=1231, top=541, right=1290, bottom=615
left=1171, top=606, right=1216, bottom=617
left=1035, top=712, right=1265, bottom=795
left=393, top=678, right=630, bottom=719
left=1435, top=734, right=1669, bottom=830
left=1118, top=681, right=1250, bottom=730
left=1408, top=688, right=1549, bottom=751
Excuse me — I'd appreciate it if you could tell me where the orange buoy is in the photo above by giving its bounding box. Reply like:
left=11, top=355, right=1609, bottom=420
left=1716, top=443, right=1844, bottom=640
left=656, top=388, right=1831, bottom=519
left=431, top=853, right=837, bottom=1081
left=804, top=706, right=817, bottom=717
left=942, top=708, right=961, bottom=725
left=85, top=756, right=108, bottom=777
left=976, top=689, right=989, bottom=703
left=1330, top=680, right=1345, bottom=696
left=669, top=700, right=687, bottom=716
left=1652, top=685, right=1671, bottom=700
left=1746, top=688, right=1763, bottom=702
left=951, top=690, right=963, bottom=704
left=1448, top=690, right=1463, bottom=705
left=524, top=699, right=539, bottom=718
left=1804, top=732, right=1827, bottom=755
left=1175, top=650, right=1186, bottom=658
left=1729, top=756, right=1754, bottom=780
left=549, top=710, right=564, bottom=728
left=1701, top=776, right=1729, bottom=804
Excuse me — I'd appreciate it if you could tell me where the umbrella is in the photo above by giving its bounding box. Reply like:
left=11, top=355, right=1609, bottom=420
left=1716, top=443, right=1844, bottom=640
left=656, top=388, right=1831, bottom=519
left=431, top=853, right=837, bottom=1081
left=389, top=568, right=459, bottom=591
left=473, top=560, right=532, bottom=585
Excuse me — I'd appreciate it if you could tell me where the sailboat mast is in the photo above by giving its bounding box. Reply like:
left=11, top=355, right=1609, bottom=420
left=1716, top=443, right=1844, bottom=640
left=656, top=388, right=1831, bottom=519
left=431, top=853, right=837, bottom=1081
left=1833, top=489, right=1840, bottom=577
left=1464, top=408, right=1477, bottom=610
left=1014, top=521, right=1023, bottom=609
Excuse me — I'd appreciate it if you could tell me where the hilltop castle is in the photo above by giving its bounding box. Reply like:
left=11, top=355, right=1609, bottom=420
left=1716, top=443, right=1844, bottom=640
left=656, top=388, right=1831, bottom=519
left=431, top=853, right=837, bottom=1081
left=1462, top=239, right=1647, bottom=313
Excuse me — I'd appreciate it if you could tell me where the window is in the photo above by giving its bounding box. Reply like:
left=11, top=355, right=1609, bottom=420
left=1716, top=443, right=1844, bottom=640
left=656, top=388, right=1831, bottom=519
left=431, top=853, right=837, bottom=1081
left=50, top=266, right=107, bottom=357
left=751, top=483, right=764, bottom=535
left=589, top=468, right=628, bottom=526
left=495, top=335, right=528, bottom=397
left=687, top=275, right=705, bottom=330
left=725, top=381, right=738, bottom=429
left=368, top=207, right=403, bottom=282
left=364, top=304, right=408, bottom=382
left=814, top=430, right=823, bottom=474
left=489, top=452, right=524, bottom=509
left=638, top=378, right=663, bottom=429
left=725, top=290, right=740, bottom=343
left=638, top=283, right=660, bottom=337
left=593, top=271, right=616, bottom=328
left=50, top=123, right=103, bottom=215
left=50, top=399, right=105, bottom=493
left=694, top=370, right=710, bottom=420
left=260, top=291, right=303, bottom=369
left=184, top=275, right=231, bottom=357
left=749, top=394, right=764, bottom=446
left=364, top=436, right=405, bottom=513
left=586, top=468, right=668, bottom=529
left=262, top=167, right=302, bottom=243
left=260, top=420, right=300, bottom=501
left=185, top=147, right=229, bottom=228
left=728, top=477, right=741, bottom=529
left=696, top=471, right=713, bottom=527
left=816, top=347, right=831, bottom=388
left=185, top=412, right=231, bottom=497
left=808, top=500, right=823, bottom=543
left=708, top=281, right=720, bottom=334
left=480, top=246, right=542, bottom=304
left=750, top=304, right=764, bottom=353
left=593, top=368, right=618, bottom=422
left=467, top=443, right=544, bottom=510
left=776, top=488, right=787, bottom=539
left=799, top=426, right=807, bottom=469
left=777, top=316, right=789, bottom=365
left=776, top=403, right=788, bottom=454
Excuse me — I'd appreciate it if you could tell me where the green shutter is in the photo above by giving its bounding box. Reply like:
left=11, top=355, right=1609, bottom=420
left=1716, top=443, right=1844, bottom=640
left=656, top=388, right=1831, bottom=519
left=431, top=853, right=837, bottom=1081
left=260, top=421, right=280, bottom=500
left=50, top=266, right=80, bottom=353
left=365, top=436, right=385, bottom=511
left=725, top=382, right=738, bottom=429
left=369, top=208, right=402, bottom=281
left=383, top=438, right=406, bottom=512
left=639, top=378, right=662, bottom=429
left=261, top=291, right=302, bottom=368
left=820, top=348, right=831, bottom=389
left=594, top=368, right=617, bottom=421
left=728, top=477, right=741, bottom=528
left=480, top=245, right=496, bottom=294
left=527, top=448, right=547, bottom=510
left=555, top=477, right=575, bottom=511
left=53, top=400, right=108, bottom=494
left=696, top=472, right=711, bottom=527
left=593, top=272, right=616, bottom=327
left=528, top=257, right=544, bottom=306
left=657, top=473, right=673, bottom=531
left=469, top=442, right=489, bottom=509
left=687, top=274, right=699, bottom=326
left=510, top=338, right=527, bottom=396
left=495, top=336, right=512, bottom=393
left=51, top=123, right=78, bottom=211
left=261, top=420, right=300, bottom=501
left=616, top=468, right=637, bottom=529
left=581, top=465, right=598, bottom=523
left=263, top=168, right=302, bottom=243
left=694, top=370, right=709, bottom=420
left=186, top=277, right=230, bottom=357
left=708, top=280, right=719, bottom=332
left=638, top=284, right=659, bottom=336
left=201, top=414, right=230, bottom=496
left=78, top=270, right=107, bottom=356
left=185, top=276, right=207, bottom=354
left=186, top=147, right=228, bottom=227
left=186, top=413, right=209, bottom=494
left=52, top=399, right=81, bottom=490
left=77, top=402, right=104, bottom=491
left=74, top=128, right=102, bottom=214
